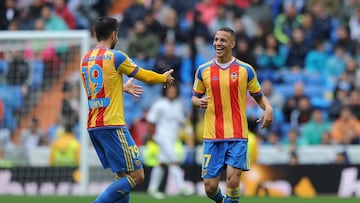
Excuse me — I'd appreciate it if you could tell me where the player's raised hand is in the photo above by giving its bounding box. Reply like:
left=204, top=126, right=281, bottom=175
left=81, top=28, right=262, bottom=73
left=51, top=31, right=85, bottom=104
left=257, top=109, right=273, bottom=129
left=123, top=78, right=143, bottom=97
left=163, top=69, right=175, bottom=87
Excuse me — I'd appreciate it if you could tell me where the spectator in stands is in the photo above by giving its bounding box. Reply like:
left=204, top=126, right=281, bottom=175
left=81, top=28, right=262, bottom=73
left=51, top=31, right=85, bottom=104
left=127, top=19, right=160, bottom=63
left=208, top=4, right=235, bottom=36
left=49, top=122, right=80, bottom=167
left=282, top=81, right=309, bottom=123
left=255, top=33, right=287, bottom=71
left=300, top=109, right=332, bottom=145
left=343, top=58, right=360, bottom=89
left=328, top=86, right=350, bottom=120
left=309, top=1, right=332, bottom=40
left=338, top=0, right=360, bottom=26
left=187, top=9, right=212, bottom=44
left=154, top=40, right=182, bottom=83
left=334, top=26, right=356, bottom=56
left=286, top=28, right=310, bottom=70
left=143, top=9, right=163, bottom=35
left=304, top=39, right=329, bottom=76
left=159, top=8, right=188, bottom=43
left=262, top=79, right=284, bottom=110
left=325, top=44, right=350, bottom=84
left=321, top=131, right=333, bottom=145
left=67, top=0, right=92, bottom=29
left=274, top=3, right=303, bottom=45
left=235, top=37, right=256, bottom=67
left=349, top=89, right=360, bottom=119
left=186, top=0, right=217, bottom=26
left=334, top=150, right=350, bottom=165
left=349, top=7, right=360, bottom=42
left=119, top=0, right=147, bottom=37
left=288, top=150, right=299, bottom=165
left=61, top=82, right=79, bottom=134
left=0, top=0, right=19, bottom=30
left=330, top=105, right=360, bottom=144
left=129, top=108, right=151, bottom=146
left=17, top=7, right=36, bottom=30
left=53, top=0, right=76, bottom=30
left=300, top=12, right=316, bottom=48
left=290, top=96, right=313, bottom=130
left=41, top=3, right=69, bottom=31
left=152, top=0, right=173, bottom=26
left=282, top=129, right=305, bottom=151
left=29, top=0, right=44, bottom=19
left=20, top=117, right=47, bottom=150
left=245, top=0, right=273, bottom=29
left=6, top=50, right=30, bottom=87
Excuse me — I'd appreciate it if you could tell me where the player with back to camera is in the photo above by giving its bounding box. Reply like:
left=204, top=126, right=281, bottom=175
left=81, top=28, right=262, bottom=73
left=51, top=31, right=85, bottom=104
left=191, top=27, right=273, bottom=203
left=79, top=16, right=174, bottom=203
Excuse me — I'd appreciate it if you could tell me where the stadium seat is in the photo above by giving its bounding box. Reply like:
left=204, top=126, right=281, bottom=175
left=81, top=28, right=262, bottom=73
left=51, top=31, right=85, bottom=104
left=281, top=71, right=304, bottom=84
left=273, top=84, right=293, bottom=98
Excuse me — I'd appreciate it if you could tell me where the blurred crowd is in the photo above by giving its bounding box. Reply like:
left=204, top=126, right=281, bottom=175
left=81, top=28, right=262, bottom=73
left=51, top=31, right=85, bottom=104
left=1, top=0, right=360, bottom=166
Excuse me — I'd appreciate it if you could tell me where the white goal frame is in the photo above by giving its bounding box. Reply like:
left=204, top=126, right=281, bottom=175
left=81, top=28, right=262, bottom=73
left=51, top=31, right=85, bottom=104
left=0, top=30, right=91, bottom=195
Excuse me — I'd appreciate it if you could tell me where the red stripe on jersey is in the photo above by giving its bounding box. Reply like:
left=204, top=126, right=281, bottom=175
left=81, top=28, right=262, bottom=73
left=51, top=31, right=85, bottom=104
left=229, top=66, right=243, bottom=138
left=82, top=50, right=93, bottom=128
left=95, top=49, right=107, bottom=127
left=210, top=66, right=224, bottom=139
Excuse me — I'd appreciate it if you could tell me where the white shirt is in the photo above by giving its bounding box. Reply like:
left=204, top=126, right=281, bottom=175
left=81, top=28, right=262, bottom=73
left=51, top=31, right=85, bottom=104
left=146, top=97, right=185, bottom=142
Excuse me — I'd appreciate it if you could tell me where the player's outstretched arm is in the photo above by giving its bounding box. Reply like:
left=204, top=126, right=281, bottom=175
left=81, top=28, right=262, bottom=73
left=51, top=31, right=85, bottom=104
left=133, top=68, right=175, bottom=86
left=123, top=78, right=143, bottom=97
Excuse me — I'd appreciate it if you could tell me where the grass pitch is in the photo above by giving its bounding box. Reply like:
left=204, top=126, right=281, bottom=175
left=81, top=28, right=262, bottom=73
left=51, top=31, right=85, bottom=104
left=0, top=193, right=358, bottom=203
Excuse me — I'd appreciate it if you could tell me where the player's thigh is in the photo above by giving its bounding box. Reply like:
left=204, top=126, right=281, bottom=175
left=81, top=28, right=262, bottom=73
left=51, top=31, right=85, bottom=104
left=225, top=140, right=249, bottom=171
left=202, top=141, right=227, bottom=179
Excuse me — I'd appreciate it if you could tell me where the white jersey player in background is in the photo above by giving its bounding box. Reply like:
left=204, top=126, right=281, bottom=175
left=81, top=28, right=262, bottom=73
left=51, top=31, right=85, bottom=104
left=146, top=83, right=193, bottom=199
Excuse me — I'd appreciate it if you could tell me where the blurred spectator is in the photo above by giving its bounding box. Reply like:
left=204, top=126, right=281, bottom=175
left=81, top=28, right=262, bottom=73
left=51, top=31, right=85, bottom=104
left=274, top=3, right=303, bottom=45
left=282, top=129, right=305, bottom=150
left=222, top=0, right=245, bottom=19
left=321, top=131, right=332, bottom=145
left=0, top=0, right=19, bottom=30
left=300, top=109, right=332, bottom=145
left=304, top=39, right=329, bottom=76
left=20, top=117, right=47, bottom=150
left=61, top=81, right=79, bottom=131
left=334, top=26, right=356, bottom=56
left=127, top=19, right=160, bottom=62
left=17, top=7, right=36, bottom=30
left=261, top=79, right=284, bottom=110
left=338, top=0, right=360, bottom=26
left=143, top=9, right=163, bottom=35
left=49, top=122, right=80, bottom=167
left=288, top=150, right=299, bottom=165
left=29, top=0, right=44, bottom=19
left=186, top=0, right=217, bottom=26
left=309, top=1, right=332, bottom=40
left=119, top=0, right=147, bottom=37
left=245, top=0, right=273, bottom=28
left=41, top=4, right=69, bottom=31
left=159, top=8, right=188, bottom=43
left=6, top=51, right=29, bottom=87
left=53, top=0, right=76, bottom=29
left=208, top=4, right=235, bottom=36
left=330, top=106, right=360, bottom=144
left=67, top=0, right=92, bottom=29
left=255, top=33, right=287, bottom=71
left=235, top=37, right=256, bottom=67
left=334, top=150, right=350, bottom=165
left=349, top=7, right=360, bottom=42
left=153, top=40, right=182, bottom=83
left=343, top=58, right=360, bottom=89
left=325, top=44, right=350, bottom=83
left=187, top=10, right=212, bottom=44
left=282, top=81, right=309, bottom=123
left=129, top=108, right=151, bottom=146
left=348, top=89, right=360, bottom=119
left=286, top=28, right=310, bottom=69
left=328, top=86, right=349, bottom=121
left=290, top=96, right=313, bottom=130
left=300, top=12, right=316, bottom=48
left=152, top=0, right=172, bottom=26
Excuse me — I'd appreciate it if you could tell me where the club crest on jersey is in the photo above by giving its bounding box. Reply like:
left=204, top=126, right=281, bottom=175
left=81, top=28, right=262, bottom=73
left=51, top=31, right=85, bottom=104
left=231, top=72, right=238, bottom=82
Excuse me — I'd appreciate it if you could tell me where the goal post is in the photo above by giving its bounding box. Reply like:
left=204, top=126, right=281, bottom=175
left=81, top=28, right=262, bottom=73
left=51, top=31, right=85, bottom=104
left=0, top=30, right=91, bottom=195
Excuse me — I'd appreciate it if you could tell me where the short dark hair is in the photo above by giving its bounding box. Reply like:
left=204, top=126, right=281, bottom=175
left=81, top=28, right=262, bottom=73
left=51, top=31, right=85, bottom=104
left=93, top=16, right=118, bottom=41
left=217, top=27, right=235, bottom=41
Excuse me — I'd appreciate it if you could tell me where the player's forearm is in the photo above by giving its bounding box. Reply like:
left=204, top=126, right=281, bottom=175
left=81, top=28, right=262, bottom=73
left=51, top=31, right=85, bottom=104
left=134, top=68, right=166, bottom=84
left=191, top=96, right=201, bottom=108
left=254, top=95, right=273, bottom=112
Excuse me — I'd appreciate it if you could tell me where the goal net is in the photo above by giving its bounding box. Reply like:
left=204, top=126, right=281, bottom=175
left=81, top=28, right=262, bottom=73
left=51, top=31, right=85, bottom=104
left=0, top=30, right=101, bottom=195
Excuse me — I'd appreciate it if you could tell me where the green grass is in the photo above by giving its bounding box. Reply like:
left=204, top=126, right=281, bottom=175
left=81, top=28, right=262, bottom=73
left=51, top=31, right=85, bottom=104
left=0, top=193, right=359, bottom=203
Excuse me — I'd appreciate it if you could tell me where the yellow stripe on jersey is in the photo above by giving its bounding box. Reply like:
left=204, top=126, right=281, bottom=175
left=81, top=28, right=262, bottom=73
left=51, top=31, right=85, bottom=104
left=117, top=129, right=134, bottom=171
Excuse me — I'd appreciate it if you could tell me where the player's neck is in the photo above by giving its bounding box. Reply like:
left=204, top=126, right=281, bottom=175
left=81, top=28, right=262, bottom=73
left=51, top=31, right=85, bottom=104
left=96, top=41, right=111, bottom=49
left=216, top=56, right=233, bottom=64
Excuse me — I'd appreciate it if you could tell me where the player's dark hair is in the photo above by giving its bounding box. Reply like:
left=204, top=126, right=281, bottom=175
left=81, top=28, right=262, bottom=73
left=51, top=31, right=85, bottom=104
left=93, top=16, right=118, bottom=42
left=162, top=82, right=180, bottom=98
left=218, top=27, right=235, bottom=41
